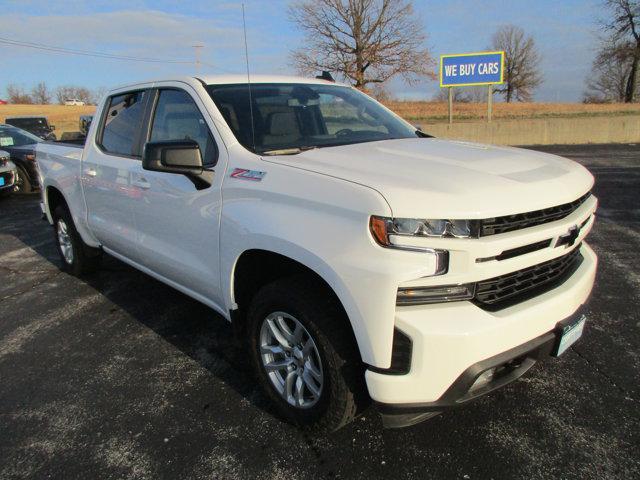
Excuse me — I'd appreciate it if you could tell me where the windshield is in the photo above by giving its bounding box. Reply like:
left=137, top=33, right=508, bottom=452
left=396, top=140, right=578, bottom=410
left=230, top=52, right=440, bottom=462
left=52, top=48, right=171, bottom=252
left=207, top=83, right=418, bottom=154
left=6, top=118, right=49, bottom=130
left=0, top=126, right=43, bottom=147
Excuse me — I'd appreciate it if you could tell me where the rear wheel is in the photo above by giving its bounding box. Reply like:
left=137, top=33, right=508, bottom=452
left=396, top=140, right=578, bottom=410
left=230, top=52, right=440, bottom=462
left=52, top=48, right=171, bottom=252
left=52, top=204, right=102, bottom=276
left=247, top=276, right=366, bottom=432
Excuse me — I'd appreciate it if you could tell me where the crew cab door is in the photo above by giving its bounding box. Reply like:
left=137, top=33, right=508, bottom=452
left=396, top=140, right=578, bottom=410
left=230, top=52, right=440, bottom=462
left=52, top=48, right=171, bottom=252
left=82, top=89, right=150, bottom=257
left=133, top=86, right=225, bottom=306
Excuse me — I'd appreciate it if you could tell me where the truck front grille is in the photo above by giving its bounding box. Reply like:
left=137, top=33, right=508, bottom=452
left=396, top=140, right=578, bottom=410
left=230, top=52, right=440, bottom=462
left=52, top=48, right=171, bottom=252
left=480, top=192, right=591, bottom=236
left=474, top=246, right=584, bottom=311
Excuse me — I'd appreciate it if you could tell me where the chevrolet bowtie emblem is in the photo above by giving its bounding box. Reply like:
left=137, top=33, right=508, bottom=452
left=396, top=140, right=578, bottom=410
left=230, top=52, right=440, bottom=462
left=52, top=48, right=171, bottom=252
left=556, top=226, right=579, bottom=248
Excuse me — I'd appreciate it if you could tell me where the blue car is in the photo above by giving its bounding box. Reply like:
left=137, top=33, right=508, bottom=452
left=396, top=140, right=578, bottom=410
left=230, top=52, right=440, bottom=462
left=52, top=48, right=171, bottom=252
left=0, top=149, right=17, bottom=195
left=0, top=124, right=42, bottom=193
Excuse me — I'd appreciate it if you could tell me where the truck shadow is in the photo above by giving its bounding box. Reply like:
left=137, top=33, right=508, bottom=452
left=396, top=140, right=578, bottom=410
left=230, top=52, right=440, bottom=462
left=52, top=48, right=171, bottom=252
left=5, top=195, right=280, bottom=421
left=100, top=255, right=296, bottom=420
left=84, top=254, right=279, bottom=415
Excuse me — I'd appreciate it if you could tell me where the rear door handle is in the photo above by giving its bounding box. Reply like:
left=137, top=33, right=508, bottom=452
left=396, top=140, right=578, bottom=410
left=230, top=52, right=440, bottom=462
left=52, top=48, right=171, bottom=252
left=132, top=179, right=151, bottom=190
left=84, top=169, right=97, bottom=177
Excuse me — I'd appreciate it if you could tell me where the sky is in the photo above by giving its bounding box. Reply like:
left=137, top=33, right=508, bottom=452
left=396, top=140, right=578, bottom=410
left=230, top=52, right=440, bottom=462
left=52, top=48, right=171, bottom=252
left=0, top=0, right=603, bottom=102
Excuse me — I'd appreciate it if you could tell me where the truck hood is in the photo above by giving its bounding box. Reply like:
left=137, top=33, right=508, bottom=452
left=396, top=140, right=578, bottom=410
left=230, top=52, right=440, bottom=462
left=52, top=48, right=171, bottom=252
left=264, top=138, right=594, bottom=218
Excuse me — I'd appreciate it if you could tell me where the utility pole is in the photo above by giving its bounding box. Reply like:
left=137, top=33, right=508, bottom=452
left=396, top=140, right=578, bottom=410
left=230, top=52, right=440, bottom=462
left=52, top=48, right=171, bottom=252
left=192, top=44, right=204, bottom=74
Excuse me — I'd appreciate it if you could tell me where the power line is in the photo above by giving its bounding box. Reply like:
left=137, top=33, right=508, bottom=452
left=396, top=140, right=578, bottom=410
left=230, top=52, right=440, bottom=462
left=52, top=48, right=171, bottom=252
left=0, top=36, right=243, bottom=74
left=0, top=36, right=194, bottom=64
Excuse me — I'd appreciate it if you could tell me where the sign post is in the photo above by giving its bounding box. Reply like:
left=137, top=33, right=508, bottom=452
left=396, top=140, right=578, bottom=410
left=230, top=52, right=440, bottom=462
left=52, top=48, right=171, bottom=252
left=487, top=84, right=493, bottom=123
left=440, top=51, right=504, bottom=123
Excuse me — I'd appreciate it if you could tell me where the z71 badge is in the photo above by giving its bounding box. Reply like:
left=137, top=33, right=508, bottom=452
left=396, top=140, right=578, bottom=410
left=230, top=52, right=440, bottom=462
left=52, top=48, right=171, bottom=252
left=230, top=168, right=266, bottom=181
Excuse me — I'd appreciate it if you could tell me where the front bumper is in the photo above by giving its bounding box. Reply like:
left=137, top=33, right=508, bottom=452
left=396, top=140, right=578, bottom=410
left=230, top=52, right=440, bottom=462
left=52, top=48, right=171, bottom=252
left=366, top=242, right=597, bottom=420
left=376, top=307, right=585, bottom=427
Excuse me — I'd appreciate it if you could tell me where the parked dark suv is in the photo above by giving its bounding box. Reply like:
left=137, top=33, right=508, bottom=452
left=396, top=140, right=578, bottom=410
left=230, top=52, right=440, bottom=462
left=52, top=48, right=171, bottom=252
left=5, top=116, right=57, bottom=141
left=79, top=115, right=93, bottom=135
left=0, top=124, right=42, bottom=193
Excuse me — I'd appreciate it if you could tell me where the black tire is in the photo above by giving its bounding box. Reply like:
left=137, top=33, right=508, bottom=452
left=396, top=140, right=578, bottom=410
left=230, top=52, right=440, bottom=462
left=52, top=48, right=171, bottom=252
left=15, top=166, right=32, bottom=194
left=52, top=204, right=102, bottom=276
left=247, top=275, right=367, bottom=432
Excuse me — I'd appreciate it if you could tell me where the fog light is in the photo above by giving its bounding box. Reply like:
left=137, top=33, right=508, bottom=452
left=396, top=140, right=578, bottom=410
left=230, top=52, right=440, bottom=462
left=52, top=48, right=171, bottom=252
left=396, top=283, right=475, bottom=306
left=470, top=368, right=496, bottom=392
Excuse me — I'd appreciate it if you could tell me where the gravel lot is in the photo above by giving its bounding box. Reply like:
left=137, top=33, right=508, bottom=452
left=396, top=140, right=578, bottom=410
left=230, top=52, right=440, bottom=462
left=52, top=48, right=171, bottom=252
left=0, top=144, right=638, bottom=479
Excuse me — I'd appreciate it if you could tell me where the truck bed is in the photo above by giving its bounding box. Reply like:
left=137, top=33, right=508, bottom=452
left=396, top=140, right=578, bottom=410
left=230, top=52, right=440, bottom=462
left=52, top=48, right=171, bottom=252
left=36, top=141, right=85, bottom=220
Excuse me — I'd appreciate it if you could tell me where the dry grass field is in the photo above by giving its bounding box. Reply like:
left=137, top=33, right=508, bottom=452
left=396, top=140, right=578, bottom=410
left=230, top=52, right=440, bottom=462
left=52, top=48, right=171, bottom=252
left=0, top=104, right=96, bottom=136
left=385, top=101, right=640, bottom=123
left=1, top=102, right=639, bottom=137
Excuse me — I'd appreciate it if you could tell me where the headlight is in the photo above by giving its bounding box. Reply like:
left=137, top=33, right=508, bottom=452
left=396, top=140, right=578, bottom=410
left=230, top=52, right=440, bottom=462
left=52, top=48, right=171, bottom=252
left=375, top=216, right=478, bottom=239
left=370, top=216, right=478, bottom=245
left=370, top=216, right=450, bottom=275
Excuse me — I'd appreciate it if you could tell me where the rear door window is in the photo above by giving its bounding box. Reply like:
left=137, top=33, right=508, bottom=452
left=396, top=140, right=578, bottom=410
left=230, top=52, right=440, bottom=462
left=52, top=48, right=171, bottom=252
left=100, top=91, right=147, bottom=157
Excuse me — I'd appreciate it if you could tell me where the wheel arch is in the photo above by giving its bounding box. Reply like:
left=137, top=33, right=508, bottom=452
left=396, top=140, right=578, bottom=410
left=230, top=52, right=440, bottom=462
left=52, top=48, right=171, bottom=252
left=46, top=185, right=67, bottom=221
left=230, top=248, right=368, bottom=363
left=44, top=183, right=100, bottom=248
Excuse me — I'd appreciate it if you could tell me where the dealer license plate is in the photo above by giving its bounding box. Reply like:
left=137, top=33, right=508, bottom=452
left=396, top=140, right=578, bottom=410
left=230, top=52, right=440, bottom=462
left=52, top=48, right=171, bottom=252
left=554, top=315, right=586, bottom=356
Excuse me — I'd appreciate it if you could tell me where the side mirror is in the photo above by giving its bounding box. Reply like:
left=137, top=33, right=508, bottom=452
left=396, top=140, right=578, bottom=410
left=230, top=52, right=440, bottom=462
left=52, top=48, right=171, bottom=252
left=142, top=140, right=213, bottom=189
left=143, top=140, right=203, bottom=174
left=413, top=124, right=434, bottom=138
left=50, top=125, right=56, bottom=130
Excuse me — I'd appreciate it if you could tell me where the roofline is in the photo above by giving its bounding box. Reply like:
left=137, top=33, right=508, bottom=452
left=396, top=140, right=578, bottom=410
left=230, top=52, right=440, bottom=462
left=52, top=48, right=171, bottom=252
left=107, top=74, right=350, bottom=93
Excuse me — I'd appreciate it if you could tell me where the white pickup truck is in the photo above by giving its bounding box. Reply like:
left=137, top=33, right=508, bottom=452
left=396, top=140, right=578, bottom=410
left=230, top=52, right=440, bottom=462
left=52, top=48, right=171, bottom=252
left=37, top=75, right=597, bottom=431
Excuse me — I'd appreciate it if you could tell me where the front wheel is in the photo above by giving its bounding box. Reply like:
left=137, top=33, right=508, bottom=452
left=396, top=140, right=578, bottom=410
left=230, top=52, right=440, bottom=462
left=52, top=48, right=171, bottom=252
left=259, top=311, right=325, bottom=409
left=247, top=276, right=367, bottom=432
left=14, top=166, right=32, bottom=193
left=52, top=204, right=102, bottom=276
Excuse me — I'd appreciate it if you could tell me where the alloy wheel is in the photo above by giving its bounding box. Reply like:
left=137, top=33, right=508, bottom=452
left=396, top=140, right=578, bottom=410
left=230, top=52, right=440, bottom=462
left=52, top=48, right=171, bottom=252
left=57, top=219, right=74, bottom=265
left=14, top=170, right=24, bottom=192
left=259, top=311, right=324, bottom=409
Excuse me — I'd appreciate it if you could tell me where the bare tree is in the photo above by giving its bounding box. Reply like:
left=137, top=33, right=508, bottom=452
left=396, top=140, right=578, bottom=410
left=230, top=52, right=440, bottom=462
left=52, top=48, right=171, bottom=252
left=433, top=88, right=473, bottom=103
left=584, top=40, right=635, bottom=102
left=55, top=86, right=74, bottom=104
left=91, top=86, right=108, bottom=105
left=73, top=87, right=92, bottom=104
left=288, top=0, right=435, bottom=89
left=55, top=85, right=93, bottom=104
left=469, top=86, right=491, bottom=103
left=491, top=25, right=543, bottom=102
left=600, top=0, right=639, bottom=102
left=366, top=83, right=394, bottom=101
left=434, top=86, right=491, bottom=103
left=6, top=84, right=33, bottom=104
left=31, top=81, right=51, bottom=104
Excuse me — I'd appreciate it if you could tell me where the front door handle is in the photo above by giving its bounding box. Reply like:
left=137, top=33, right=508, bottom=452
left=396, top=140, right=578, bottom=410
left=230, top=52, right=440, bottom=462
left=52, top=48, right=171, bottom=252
left=84, top=169, right=97, bottom=177
left=132, top=179, right=151, bottom=190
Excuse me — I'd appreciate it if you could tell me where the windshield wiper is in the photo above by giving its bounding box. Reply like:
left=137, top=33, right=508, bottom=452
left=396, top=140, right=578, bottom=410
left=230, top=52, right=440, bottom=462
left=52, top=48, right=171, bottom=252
left=260, top=146, right=319, bottom=156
